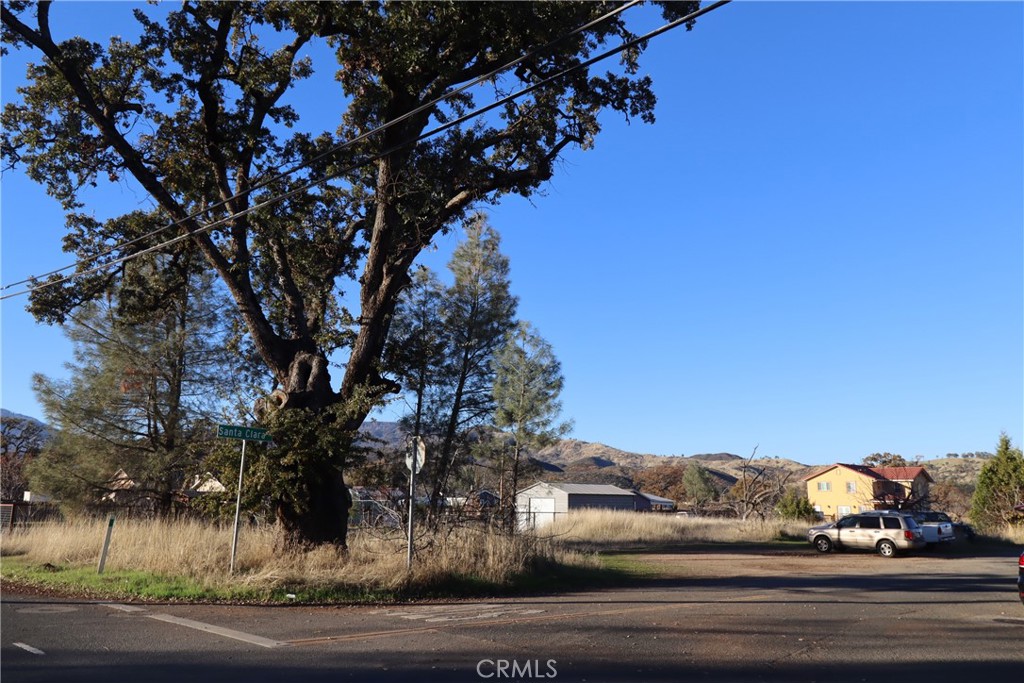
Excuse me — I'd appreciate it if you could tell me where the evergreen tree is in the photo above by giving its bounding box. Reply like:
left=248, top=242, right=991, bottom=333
left=430, top=218, right=518, bottom=516
left=969, top=433, right=1024, bottom=532
left=384, top=267, right=448, bottom=440
left=682, top=462, right=718, bottom=514
left=384, top=216, right=517, bottom=521
left=28, top=258, right=239, bottom=515
left=776, top=488, right=817, bottom=521
left=491, top=322, right=571, bottom=529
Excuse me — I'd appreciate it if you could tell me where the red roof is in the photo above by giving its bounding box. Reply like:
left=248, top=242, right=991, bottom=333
left=803, top=463, right=932, bottom=483
left=868, top=466, right=933, bottom=483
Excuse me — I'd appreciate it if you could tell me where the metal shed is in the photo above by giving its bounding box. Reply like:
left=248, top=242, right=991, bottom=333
left=516, top=482, right=637, bottom=529
left=633, top=491, right=677, bottom=512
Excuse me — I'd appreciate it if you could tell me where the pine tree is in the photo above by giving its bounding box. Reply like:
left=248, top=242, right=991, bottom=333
left=385, top=216, right=518, bottom=521
left=491, top=322, right=571, bottom=529
left=682, top=462, right=718, bottom=514
left=776, top=488, right=817, bottom=521
left=29, top=259, right=240, bottom=515
left=969, top=433, right=1024, bottom=532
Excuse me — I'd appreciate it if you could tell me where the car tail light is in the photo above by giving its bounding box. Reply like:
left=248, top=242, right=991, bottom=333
left=904, top=530, right=915, bottom=541
left=1019, top=552, right=1023, bottom=569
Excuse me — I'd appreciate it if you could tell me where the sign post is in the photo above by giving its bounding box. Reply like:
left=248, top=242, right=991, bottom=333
left=97, top=514, right=115, bottom=574
left=406, top=436, right=426, bottom=572
left=229, top=438, right=246, bottom=574
left=218, top=424, right=272, bottom=574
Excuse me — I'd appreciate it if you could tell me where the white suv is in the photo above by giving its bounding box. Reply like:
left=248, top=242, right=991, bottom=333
left=808, top=511, right=926, bottom=557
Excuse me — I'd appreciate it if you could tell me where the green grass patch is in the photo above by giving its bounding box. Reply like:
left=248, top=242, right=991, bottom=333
left=0, top=556, right=412, bottom=604
left=1, top=557, right=249, bottom=601
left=597, top=553, right=664, bottom=579
left=0, top=553, right=638, bottom=604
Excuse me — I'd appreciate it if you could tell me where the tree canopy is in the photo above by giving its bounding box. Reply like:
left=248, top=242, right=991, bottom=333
left=969, top=433, right=1024, bottom=532
left=29, top=257, right=239, bottom=515
left=862, top=453, right=908, bottom=468
left=385, top=216, right=518, bottom=520
left=2, top=1, right=703, bottom=546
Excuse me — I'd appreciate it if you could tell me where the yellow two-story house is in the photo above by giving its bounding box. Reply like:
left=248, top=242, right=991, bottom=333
left=803, top=464, right=933, bottom=521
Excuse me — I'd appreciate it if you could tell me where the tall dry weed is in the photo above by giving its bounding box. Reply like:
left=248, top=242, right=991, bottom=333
left=995, top=523, right=1024, bottom=544
left=543, top=509, right=806, bottom=546
left=1, top=517, right=586, bottom=592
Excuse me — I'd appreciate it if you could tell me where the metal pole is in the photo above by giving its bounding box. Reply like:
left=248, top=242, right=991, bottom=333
left=406, top=442, right=416, bottom=572
left=97, top=514, right=115, bottom=574
left=230, top=439, right=247, bottom=574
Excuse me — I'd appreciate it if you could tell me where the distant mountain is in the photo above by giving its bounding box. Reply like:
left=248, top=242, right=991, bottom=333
left=0, top=409, right=51, bottom=443
left=359, top=419, right=406, bottom=446
left=914, top=457, right=985, bottom=488
left=535, top=439, right=667, bottom=470
left=528, top=457, right=563, bottom=473
left=1, top=408, right=46, bottom=424
left=14, top=411, right=975, bottom=492
left=279, top=419, right=999, bottom=490
left=690, top=452, right=744, bottom=463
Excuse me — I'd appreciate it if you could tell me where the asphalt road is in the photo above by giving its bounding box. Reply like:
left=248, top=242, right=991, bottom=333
left=3, top=546, right=1022, bottom=683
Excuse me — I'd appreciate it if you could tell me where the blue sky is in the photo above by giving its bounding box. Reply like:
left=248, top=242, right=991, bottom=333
left=2, top=2, right=1021, bottom=465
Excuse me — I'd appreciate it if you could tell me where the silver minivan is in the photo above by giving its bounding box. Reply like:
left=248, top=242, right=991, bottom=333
left=808, top=511, right=926, bottom=557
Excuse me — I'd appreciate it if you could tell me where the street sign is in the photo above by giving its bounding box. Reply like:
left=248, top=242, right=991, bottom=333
left=216, top=423, right=271, bottom=574
left=217, top=424, right=272, bottom=443
left=405, top=436, right=427, bottom=474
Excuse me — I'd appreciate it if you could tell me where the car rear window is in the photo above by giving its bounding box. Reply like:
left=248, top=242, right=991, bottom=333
left=903, top=516, right=920, bottom=529
left=882, top=517, right=902, bottom=529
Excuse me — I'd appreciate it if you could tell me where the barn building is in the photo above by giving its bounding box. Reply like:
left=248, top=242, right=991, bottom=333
left=516, top=482, right=638, bottom=528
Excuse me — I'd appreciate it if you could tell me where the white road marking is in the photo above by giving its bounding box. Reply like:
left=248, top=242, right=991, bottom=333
left=101, top=603, right=147, bottom=613
left=99, top=602, right=288, bottom=648
left=377, top=604, right=547, bottom=622
left=425, top=609, right=545, bottom=622
left=145, top=613, right=289, bottom=648
left=13, top=642, right=45, bottom=655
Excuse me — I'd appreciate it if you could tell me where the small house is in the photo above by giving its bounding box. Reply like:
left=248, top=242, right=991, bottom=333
left=803, top=464, right=934, bottom=520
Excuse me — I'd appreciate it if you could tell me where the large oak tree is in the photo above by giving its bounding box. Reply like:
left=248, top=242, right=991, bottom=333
left=2, top=1, right=703, bottom=547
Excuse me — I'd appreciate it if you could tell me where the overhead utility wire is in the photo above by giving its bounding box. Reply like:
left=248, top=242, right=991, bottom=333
left=2, top=0, right=730, bottom=302
left=1, top=0, right=642, bottom=293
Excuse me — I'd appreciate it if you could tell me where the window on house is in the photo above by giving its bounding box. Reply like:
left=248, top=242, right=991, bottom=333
left=846, top=481, right=857, bottom=493
left=817, top=482, right=831, bottom=492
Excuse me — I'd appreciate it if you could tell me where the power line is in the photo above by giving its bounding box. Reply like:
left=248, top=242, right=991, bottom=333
left=1, top=0, right=643, bottom=293
left=1, top=0, right=730, bottom=302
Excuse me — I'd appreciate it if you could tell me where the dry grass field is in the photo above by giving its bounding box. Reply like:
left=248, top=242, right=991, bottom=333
left=3, top=510, right=1018, bottom=600
left=543, top=510, right=810, bottom=546
left=0, top=517, right=592, bottom=596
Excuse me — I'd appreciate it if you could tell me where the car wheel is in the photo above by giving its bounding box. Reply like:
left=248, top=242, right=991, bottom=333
left=814, top=536, right=833, bottom=553
left=877, top=540, right=897, bottom=558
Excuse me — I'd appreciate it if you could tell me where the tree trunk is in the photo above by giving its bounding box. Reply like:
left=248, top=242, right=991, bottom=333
left=263, top=347, right=358, bottom=549
left=276, top=460, right=352, bottom=548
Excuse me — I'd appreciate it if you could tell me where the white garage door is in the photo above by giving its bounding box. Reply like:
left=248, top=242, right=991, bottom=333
left=526, top=497, right=556, bottom=529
